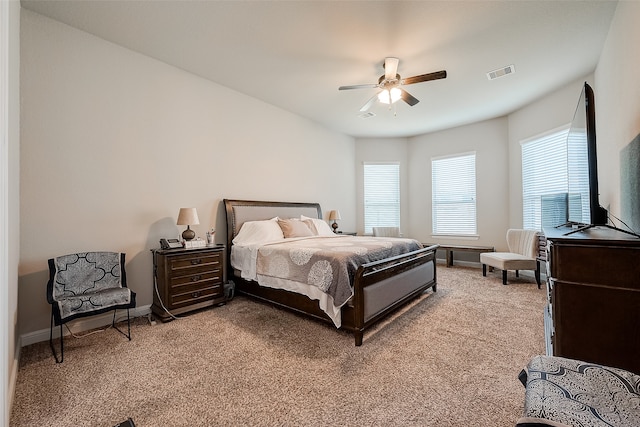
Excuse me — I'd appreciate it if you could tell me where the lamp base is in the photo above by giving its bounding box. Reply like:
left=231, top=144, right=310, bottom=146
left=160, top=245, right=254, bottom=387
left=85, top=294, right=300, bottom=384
left=182, top=226, right=196, bottom=241
left=331, top=222, right=339, bottom=233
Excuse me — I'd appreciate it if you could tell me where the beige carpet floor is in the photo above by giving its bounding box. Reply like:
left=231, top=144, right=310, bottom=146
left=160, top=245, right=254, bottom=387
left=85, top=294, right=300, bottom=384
left=11, top=266, right=546, bottom=426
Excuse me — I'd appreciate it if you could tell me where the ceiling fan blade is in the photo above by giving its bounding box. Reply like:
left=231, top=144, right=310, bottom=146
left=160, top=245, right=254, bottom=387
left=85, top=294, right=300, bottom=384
left=400, top=88, right=420, bottom=106
left=339, top=83, right=379, bottom=91
left=402, top=70, right=447, bottom=85
left=384, top=57, right=399, bottom=80
left=360, top=93, right=380, bottom=112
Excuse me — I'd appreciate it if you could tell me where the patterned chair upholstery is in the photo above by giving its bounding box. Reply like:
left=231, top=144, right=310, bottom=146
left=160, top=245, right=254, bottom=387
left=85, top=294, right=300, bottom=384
left=517, top=355, right=640, bottom=427
left=480, top=229, right=541, bottom=287
left=46, top=252, right=136, bottom=362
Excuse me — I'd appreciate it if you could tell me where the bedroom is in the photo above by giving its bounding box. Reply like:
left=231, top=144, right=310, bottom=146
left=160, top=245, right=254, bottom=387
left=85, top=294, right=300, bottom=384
left=3, top=1, right=640, bottom=424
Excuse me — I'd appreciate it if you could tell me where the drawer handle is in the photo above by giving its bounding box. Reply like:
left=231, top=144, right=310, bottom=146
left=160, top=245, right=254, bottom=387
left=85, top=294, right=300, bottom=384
left=191, top=291, right=201, bottom=298
left=190, top=259, right=202, bottom=265
left=191, top=275, right=202, bottom=282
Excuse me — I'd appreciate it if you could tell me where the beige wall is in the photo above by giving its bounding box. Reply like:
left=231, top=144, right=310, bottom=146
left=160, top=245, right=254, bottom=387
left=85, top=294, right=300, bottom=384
left=507, top=76, right=594, bottom=229
left=408, top=117, right=510, bottom=249
left=18, top=10, right=355, bottom=338
left=355, top=138, right=409, bottom=236
left=595, top=1, right=640, bottom=221
left=356, top=118, right=509, bottom=250
left=4, top=0, right=21, bottom=422
left=16, top=2, right=640, bottom=346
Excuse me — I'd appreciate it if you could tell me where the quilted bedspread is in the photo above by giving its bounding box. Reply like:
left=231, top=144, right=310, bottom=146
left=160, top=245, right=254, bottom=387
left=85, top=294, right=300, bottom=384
left=255, top=236, right=422, bottom=309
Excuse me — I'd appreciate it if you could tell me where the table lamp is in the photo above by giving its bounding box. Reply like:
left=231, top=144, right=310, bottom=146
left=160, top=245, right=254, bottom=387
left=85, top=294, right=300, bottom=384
left=177, top=207, right=200, bottom=241
left=328, top=210, right=341, bottom=233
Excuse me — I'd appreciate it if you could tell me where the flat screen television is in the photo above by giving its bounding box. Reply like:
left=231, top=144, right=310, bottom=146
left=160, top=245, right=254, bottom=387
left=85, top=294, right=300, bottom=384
left=566, top=82, right=608, bottom=226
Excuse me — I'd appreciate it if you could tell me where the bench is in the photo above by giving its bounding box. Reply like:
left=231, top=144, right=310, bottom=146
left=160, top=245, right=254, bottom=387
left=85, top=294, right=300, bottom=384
left=426, top=244, right=495, bottom=267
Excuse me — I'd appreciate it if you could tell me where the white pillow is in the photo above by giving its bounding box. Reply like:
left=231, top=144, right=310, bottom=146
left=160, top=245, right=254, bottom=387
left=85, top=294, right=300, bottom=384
left=301, top=215, right=335, bottom=236
left=232, top=219, right=284, bottom=246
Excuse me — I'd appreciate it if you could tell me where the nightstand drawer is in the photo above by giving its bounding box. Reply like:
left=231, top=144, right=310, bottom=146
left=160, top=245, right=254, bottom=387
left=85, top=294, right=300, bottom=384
left=152, top=246, right=227, bottom=322
left=170, top=283, right=223, bottom=307
left=170, top=270, right=223, bottom=288
left=169, top=252, right=222, bottom=273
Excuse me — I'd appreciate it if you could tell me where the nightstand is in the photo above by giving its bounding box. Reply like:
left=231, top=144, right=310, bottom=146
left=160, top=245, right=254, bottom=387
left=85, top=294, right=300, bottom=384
left=152, top=245, right=226, bottom=322
left=336, top=231, right=357, bottom=236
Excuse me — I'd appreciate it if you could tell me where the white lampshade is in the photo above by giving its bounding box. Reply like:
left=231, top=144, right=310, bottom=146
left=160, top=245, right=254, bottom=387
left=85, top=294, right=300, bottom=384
left=328, top=210, right=341, bottom=221
left=177, top=208, right=200, bottom=226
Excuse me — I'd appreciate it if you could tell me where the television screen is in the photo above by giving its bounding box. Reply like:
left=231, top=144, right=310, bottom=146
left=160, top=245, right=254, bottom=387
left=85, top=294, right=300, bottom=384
left=566, top=82, right=607, bottom=225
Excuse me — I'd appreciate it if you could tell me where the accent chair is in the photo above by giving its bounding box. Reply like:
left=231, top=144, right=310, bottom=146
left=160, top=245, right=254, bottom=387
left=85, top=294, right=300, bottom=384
left=480, top=229, right=541, bottom=287
left=46, top=251, right=136, bottom=362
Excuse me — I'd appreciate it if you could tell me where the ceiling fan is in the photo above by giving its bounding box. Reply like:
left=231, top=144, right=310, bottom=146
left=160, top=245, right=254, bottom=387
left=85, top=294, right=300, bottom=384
left=339, top=57, right=447, bottom=112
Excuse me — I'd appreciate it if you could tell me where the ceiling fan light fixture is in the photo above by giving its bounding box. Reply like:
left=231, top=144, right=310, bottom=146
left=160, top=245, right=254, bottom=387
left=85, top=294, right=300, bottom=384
left=378, top=87, right=402, bottom=104
left=340, top=58, right=447, bottom=112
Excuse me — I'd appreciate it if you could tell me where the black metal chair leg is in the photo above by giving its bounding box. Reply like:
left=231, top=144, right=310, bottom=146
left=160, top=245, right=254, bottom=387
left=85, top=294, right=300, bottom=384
left=49, top=311, right=63, bottom=363
left=113, top=309, right=132, bottom=341
left=482, top=264, right=487, bottom=277
left=502, top=270, right=508, bottom=285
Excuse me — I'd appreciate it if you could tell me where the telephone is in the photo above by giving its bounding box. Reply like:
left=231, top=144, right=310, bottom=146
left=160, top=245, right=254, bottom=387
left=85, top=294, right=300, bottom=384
left=160, top=238, right=182, bottom=250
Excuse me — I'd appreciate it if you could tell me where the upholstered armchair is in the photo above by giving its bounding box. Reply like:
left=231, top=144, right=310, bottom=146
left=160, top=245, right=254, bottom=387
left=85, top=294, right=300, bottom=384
left=480, top=229, right=541, bottom=287
left=46, top=252, right=136, bottom=362
left=372, top=227, right=401, bottom=237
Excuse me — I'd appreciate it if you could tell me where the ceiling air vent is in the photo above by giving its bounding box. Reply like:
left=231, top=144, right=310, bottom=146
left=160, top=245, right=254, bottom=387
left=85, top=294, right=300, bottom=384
left=487, top=64, right=515, bottom=80
left=359, top=112, right=376, bottom=119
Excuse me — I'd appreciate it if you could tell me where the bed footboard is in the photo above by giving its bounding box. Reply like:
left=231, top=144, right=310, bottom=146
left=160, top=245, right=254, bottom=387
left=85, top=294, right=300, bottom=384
left=224, top=198, right=438, bottom=346
left=349, top=245, right=438, bottom=345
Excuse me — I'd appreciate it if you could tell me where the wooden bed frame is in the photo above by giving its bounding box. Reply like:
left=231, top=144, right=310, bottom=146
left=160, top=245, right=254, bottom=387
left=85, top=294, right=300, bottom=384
left=224, top=199, right=438, bottom=346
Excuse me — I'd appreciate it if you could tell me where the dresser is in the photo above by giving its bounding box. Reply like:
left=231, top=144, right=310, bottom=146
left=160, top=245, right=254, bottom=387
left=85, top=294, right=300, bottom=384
left=152, top=245, right=227, bottom=322
left=543, top=225, right=640, bottom=374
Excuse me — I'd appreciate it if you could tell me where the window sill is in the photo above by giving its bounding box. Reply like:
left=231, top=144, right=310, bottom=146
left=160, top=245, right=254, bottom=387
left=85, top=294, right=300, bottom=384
left=431, top=234, right=479, bottom=240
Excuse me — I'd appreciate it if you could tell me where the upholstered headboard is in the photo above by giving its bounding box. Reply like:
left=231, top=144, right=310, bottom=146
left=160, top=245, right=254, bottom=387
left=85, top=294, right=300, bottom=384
left=223, top=199, right=322, bottom=251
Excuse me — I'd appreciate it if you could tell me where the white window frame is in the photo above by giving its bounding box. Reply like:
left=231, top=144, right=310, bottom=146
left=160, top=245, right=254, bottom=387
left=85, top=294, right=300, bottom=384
left=431, top=152, right=477, bottom=238
left=363, top=162, right=400, bottom=235
left=521, top=125, right=569, bottom=231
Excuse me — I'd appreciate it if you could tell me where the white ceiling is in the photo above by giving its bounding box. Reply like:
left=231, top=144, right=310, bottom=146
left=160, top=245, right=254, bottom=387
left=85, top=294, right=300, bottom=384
left=21, top=0, right=618, bottom=138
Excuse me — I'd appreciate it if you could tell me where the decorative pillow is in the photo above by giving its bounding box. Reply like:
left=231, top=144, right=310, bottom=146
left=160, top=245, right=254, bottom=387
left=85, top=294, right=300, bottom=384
left=301, top=215, right=335, bottom=236
left=232, top=219, right=284, bottom=246
left=278, top=218, right=315, bottom=238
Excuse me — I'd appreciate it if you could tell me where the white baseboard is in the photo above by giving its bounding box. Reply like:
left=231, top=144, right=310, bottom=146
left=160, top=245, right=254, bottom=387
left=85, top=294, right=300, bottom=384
left=20, top=305, right=151, bottom=347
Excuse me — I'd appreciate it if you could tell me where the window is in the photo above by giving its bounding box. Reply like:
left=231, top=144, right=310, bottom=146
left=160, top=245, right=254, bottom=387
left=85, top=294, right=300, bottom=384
left=521, top=127, right=569, bottom=230
left=363, top=163, right=400, bottom=234
left=432, top=152, right=477, bottom=236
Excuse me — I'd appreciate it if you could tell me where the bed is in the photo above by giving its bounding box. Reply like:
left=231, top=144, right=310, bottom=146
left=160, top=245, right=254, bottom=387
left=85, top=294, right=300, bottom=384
left=224, top=199, right=438, bottom=346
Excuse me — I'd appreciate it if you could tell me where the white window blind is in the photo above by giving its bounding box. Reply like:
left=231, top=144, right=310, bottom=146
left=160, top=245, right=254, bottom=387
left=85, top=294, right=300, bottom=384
left=567, top=126, right=590, bottom=223
left=363, top=163, right=400, bottom=234
left=432, top=152, right=477, bottom=235
left=521, top=127, right=569, bottom=230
